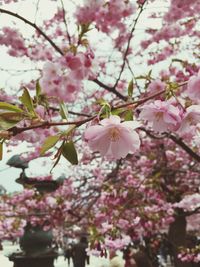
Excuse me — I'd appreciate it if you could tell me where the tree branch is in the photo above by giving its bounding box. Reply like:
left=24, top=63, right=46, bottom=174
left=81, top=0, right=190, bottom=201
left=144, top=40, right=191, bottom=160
left=140, top=128, right=200, bottom=163
left=113, top=1, right=147, bottom=89
left=114, top=88, right=166, bottom=109
left=184, top=206, right=200, bottom=217
left=60, top=0, right=71, bottom=45
left=169, top=134, right=200, bottom=162
left=0, top=8, right=64, bottom=56
left=8, top=89, right=166, bottom=137
left=93, top=78, right=127, bottom=101
left=10, top=116, right=96, bottom=136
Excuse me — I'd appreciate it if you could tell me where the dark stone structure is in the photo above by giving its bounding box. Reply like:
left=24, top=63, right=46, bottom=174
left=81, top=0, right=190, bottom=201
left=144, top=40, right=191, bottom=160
left=7, top=155, right=59, bottom=267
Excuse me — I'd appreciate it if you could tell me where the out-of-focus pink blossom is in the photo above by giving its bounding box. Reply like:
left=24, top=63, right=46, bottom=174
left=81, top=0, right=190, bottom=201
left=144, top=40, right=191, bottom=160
left=104, top=235, right=131, bottom=249
left=40, top=51, right=96, bottom=102
left=147, top=79, right=166, bottom=94
left=187, top=71, right=200, bottom=101
left=177, top=105, right=200, bottom=135
left=139, top=100, right=182, bottom=132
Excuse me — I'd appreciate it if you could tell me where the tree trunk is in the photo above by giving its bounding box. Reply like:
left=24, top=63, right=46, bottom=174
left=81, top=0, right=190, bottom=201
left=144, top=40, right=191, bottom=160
left=168, top=215, right=193, bottom=267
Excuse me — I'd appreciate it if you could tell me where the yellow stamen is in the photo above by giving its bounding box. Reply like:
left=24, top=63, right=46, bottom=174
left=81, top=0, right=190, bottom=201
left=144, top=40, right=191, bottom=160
left=109, top=128, right=121, bottom=142
left=155, top=112, right=163, bottom=121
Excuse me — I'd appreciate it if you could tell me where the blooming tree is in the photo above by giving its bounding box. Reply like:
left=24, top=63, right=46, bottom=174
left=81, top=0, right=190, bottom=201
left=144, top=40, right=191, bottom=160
left=0, top=0, right=200, bottom=266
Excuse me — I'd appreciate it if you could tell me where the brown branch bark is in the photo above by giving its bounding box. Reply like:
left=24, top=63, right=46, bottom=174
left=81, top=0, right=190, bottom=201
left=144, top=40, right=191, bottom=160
left=10, top=116, right=96, bottom=136
left=93, top=78, right=127, bottom=101
left=169, top=134, right=200, bottom=162
left=140, top=128, right=200, bottom=163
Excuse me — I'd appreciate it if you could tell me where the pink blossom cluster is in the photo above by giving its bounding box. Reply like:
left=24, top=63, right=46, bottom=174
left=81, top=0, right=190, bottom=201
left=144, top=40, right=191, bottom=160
left=147, top=45, right=174, bottom=65
left=139, top=100, right=182, bottom=133
left=0, top=218, right=26, bottom=241
left=141, top=15, right=198, bottom=55
left=0, top=180, right=74, bottom=240
left=13, top=127, right=58, bottom=158
left=186, top=71, right=200, bottom=101
left=177, top=105, right=200, bottom=136
left=104, top=235, right=131, bottom=249
left=164, top=0, right=200, bottom=22
left=27, top=45, right=53, bottom=61
left=0, top=27, right=27, bottom=57
left=75, top=0, right=135, bottom=34
left=138, top=95, right=200, bottom=136
left=91, top=166, right=176, bottom=241
left=178, top=250, right=200, bottom=263
left=146, top=79, right=166, bottom=95
left=187, top=214, right=200, bottom=232
left=0, top=89, right=16, bottom=102
left=40, top=51, right=95, bottom=102
left=174, top=193, right=200, bottom=212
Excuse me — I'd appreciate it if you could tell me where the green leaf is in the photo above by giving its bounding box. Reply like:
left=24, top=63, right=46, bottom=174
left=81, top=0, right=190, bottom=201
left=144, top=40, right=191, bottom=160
left=50, top=151, right=62, bottom=173
left=35, top=80, right=42, bottom=104
left=0, top=142, right=3, bottom=160
left=0, top=112, right=24, bottom=130
left=96, top=98, right=108, bottom=106
left=19, top=88, right=36, bottom=115
left=124, top=110, right=133, bottom=121
left=101, top=104, right=111, bottom=118
left=111, top=108, right=124, bottom=116
left=0, top=112, right=24, bottom=122
left=40, top=135, right=60, bottom=156
left=61, top=141, right=78, bottom=165
left=0, top=120, right=19, bottom=131
left=128, top=79, right=134, bottom=97
left=36, top=80, right=42, bottom=97
left=0, top=102, right=23, bottom=113
left=147, top=69, right=152, bottom=78
left=60, top=124, right=76, bottom=137
left=59, top=102, right=68, bottom=120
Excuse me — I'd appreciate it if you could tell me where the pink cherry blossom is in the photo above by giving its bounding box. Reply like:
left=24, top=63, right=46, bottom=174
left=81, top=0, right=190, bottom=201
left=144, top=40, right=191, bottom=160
left=39, top=51, right=96, bottom=102
left=0, top=27, right=27, bottom=57
left=174, top=193, right=200, bottom=212
left=177, top=105, right=200, bottom=135
left=139, top=100, right=182, bottom=132
left=84, top=115, right=140, bottom=159
left=186, top=71, right=200, bottom=101
left=75, top=0, right=135, bottom=34
left=104, top=235, right=131, bottom=249
left=147, top=79, right=166, bottom=94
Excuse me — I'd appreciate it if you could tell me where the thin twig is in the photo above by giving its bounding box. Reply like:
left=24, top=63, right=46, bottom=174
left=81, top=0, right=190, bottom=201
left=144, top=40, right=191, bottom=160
left=169, top=134, right=200, bottom=162
left=60, top=0, right=71, bottom=44
left=141, top=128, right=200, bottom=163
left=113, top=1, right=147, bottom=89
left=0, top=8, right=64, bottom=56
left=10, top=116, right=96, bottom=136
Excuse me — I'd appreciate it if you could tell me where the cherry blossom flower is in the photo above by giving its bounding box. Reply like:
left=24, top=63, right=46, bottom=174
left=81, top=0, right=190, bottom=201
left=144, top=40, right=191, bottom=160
left=139, top=100, right=182, bottom=132
left=177, top=105, right=200, bottom=135
left=75, top=0, right=135, bottom=34
left=84, top=115, right=140, bottom=159
left=0, top=27, right=27, bottom=57
left=104, top=235, right=131, bottom=249
left=147, top=79, right=166, bottom=94
left=186, top=71, right=200, bottom=101
left=39, top=52, right=96, bottom=102
left=174, top=193, right=200, bottom=212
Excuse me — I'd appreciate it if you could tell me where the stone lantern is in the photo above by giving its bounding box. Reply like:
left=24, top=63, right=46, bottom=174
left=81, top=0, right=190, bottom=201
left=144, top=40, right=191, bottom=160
left=6, top=155, right=60, bottom=267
